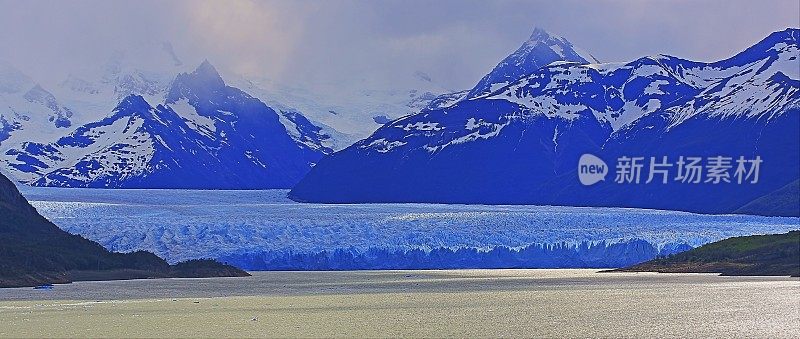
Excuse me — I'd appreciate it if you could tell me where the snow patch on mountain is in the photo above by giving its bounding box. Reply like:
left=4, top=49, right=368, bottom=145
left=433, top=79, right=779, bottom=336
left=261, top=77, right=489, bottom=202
left=168, top=98, right=217, bottom=138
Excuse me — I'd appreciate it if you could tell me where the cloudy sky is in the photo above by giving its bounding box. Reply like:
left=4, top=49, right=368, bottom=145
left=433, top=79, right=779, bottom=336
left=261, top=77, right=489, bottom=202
left=0, top=0, right=797, bottom=91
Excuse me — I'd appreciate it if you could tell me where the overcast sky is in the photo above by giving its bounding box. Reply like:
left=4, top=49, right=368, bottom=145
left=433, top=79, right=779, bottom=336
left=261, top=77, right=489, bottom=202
left=0, top=0, right=797, bottom=91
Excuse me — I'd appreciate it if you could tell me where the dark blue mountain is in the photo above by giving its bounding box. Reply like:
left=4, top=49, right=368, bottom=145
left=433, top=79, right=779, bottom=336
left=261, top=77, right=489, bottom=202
left=290, top=29, right=800, bottom=216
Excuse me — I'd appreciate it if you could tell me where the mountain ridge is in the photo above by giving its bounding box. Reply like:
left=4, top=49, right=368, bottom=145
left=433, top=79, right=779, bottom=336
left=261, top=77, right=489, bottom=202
left=289, top=28, right=800, bottom=216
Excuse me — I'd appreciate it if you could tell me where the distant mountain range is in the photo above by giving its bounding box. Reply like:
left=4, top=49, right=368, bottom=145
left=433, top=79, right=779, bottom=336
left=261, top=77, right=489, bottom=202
left=2, top=61, right=331, bottom=188
left=0, top=171, right=247, bottom=288
left=1, top=42, right=448, bottom=188
left=290, top=28, right=800, bottom=216
left=1, top=28, right=797, bottom=216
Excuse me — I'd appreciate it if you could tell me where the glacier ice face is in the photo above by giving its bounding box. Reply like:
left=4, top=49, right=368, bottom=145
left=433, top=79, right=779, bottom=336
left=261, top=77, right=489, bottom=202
left=219, top=240, right=692, bottom=271
left=22, top=188, right=800, bottom=267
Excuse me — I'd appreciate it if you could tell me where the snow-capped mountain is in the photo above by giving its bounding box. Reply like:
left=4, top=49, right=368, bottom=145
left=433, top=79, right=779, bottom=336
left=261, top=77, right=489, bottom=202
left=4, top=61, right=330, bottom=188
left=290, top=28, right=800, bottom=216
left=424, top=27, right=599, bottom=111
left=0, top=63, right=77, bottom=151
left=1, top=38, right=338, bottom=187
left=2, top=38, right=464, bottom=169
left=53, top=42, right=192, bottom=123
left=467, top=27, right=599, bottom=100
left=0, top=42, right=191, bottom=163
left=424, top=27, right=599, bottom=110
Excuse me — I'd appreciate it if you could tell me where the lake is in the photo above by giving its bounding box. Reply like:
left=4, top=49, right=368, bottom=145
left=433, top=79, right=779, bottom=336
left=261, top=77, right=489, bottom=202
left=0, top=270, right=797, bottom=337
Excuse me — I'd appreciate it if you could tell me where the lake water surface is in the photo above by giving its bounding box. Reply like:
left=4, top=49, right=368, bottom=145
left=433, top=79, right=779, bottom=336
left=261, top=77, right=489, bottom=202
left=0, top=270, right=797, bottom=337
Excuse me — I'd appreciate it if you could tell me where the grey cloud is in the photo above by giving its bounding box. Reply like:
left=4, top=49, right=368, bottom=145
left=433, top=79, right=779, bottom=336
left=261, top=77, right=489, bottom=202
left=0, top=0, right=797, bottom=91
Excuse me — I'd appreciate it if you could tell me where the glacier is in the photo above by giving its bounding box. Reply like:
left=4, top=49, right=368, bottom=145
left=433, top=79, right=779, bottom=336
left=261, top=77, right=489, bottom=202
left=20, top=187, right=800, bottom=270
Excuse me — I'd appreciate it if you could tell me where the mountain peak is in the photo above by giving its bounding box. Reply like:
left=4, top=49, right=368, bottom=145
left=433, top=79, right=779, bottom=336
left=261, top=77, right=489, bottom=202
left=115, top=94, right=152, bottom=112
left=166, top=60, right=226, bottom=103
left=193, top=60, right=224, bottom=84
left=522, top=27, right=598, bottom=63
left=23, top=83, right=57, bottom=106
left=770, top=27, right=799, bottom=41
left=28, top=83, right=46, bottom=93
left=529, top=27, right=553, bottom=40
left=714, top=27, right=799, bottom=69
left=197, top=59, right=215, bottom=71
left=0, top=62, right=34, bottom=94
left=0, top=171, right=35, bottom=215
left=465, top=27, right=598, bottom=99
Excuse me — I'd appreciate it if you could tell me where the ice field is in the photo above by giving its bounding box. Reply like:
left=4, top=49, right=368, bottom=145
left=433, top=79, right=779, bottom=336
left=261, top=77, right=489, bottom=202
left=20, top=187, right=800, bottom=269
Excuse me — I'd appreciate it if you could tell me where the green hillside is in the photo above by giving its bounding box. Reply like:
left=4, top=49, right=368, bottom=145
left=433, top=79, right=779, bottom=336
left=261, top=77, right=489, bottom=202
left=619, top=231, right=800, bottom=276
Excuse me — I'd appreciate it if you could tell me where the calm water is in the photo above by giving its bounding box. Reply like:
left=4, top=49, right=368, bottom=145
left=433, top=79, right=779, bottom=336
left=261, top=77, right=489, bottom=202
left=0, top=269, right=795, bottom=301
left=0, top=270, right=798, bottom=337
left=18, top=187, right=800, bottom=263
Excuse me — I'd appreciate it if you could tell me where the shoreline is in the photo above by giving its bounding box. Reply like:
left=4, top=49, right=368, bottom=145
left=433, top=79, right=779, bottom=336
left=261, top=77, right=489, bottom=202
left=5, top=269, right=798, bottom=301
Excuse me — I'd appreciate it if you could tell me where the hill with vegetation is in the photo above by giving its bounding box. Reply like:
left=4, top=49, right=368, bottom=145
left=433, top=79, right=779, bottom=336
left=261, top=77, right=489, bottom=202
left=618, top=231, right=800, bottom=276
left=0, top=172, right=248, bottom=288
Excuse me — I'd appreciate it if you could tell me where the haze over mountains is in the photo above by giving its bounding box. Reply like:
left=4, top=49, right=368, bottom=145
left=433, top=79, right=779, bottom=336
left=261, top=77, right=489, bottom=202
left=0, top=43, right=451, bottom=188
